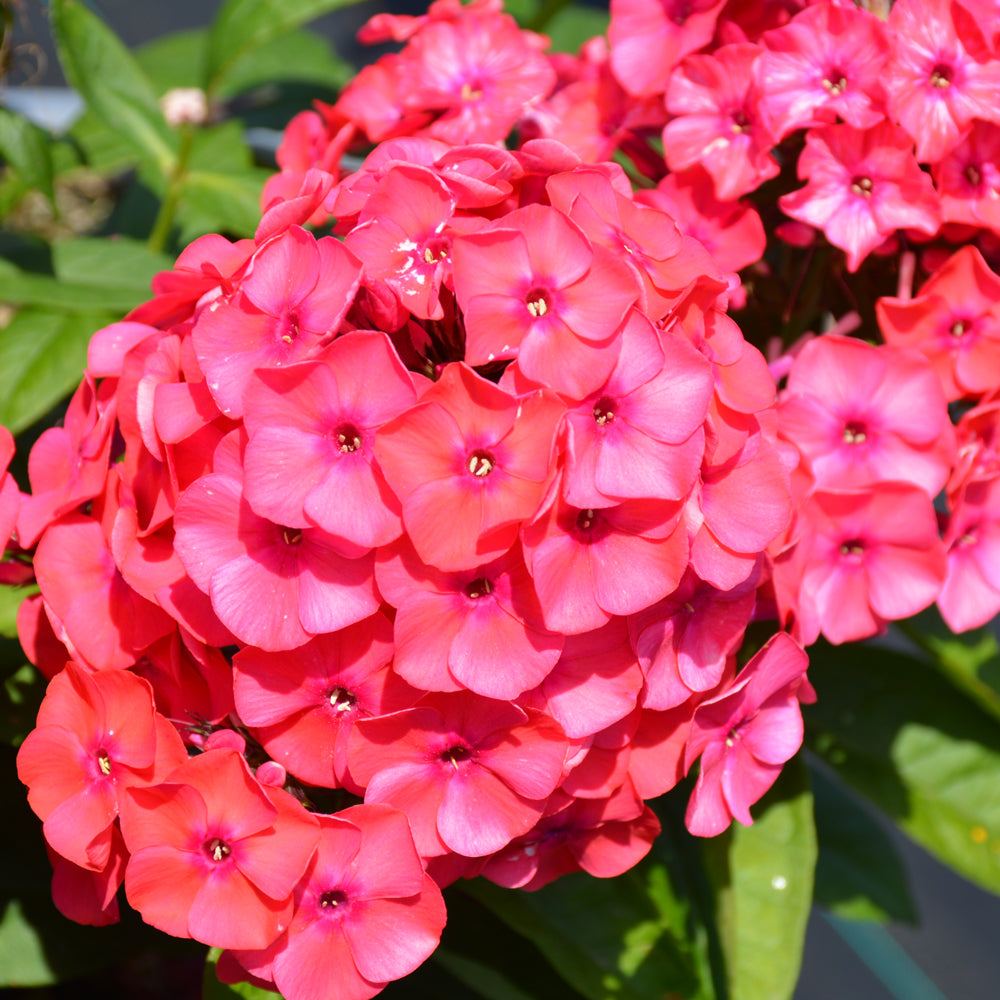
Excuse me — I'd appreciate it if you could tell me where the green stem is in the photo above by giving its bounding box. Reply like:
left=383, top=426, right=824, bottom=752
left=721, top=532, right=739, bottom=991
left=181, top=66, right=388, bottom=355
left=147, top=125, right=195, bottom=255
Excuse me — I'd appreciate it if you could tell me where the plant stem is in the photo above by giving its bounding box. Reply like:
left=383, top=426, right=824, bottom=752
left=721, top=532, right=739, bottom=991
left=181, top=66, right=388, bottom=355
left=147, top=125, right=195, bottom=255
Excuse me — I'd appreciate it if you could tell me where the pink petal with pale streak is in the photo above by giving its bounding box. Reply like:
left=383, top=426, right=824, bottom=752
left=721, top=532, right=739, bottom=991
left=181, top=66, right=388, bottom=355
left=518, top=206, right=594, bottom=287
left=559, top=252, right=638, bottom=343
left=347, top=708, right=446, bottom=785
left=326, top=332, right=417, bottom=425
left=211, top=553, right=309, bottom=651
left=188, top=865, right=291, bottom=950
left=689, top=525, right=761, bottom=591
left=787, top=335, right=887, bottom=409
left=452, top=229, right=533, bottom=308
left=87, top=321, right=158, bottom=376
left=864, top=543, right=945, bottom=622
left=233, top=815, right=319, bottom=901
left=742, top=632, right=810, bottom=713
left=174, top=476, right=246, bottom=593
left=685, top=745, right=732, bottom=837
left=296, top=237, right=362, bottom=332
left=596, top=422, right=704, bottom=502
left=18, top=727, right=94, bottom=819
left=244, top=362, right=338, bottom=437
left=450, top=601, right=560, bottom=700
left=463, top=292, right=533, bottom=366
left=478, top=714, right=568, bottom=800
left=702, top=446, right=792, bottom=552
left=939, top=549, right=1000, bottom=633
left=253, top=713, right=340, bottom=788
left=332, top=806, right=422, bottom=898
left=520, top=314, right=620, bottom=400
left=591, top=527, right=688, bottom=617
left=153, top=381, right=219, bottom=444
left=124, top=845, right=207, bottom=939
left=242, top=226, right=320, bottom=316
left=43, top=784, right=116, bottom=869
left=740, top=701, right=804, bottom=766
left=91, top=669, right=158, bottom=768
left=529, top=529, right=608, bottom=635
left=480, top=468, right=548, bottom=535
left=275, top=920, right=379, bottom=1000
left=243, top=424, right=328, bottom=528
left=345, top=889, right=446, bottom=984
left=306, top=455, right=402, bottom=550
left=721, top=742, right=783, bottom=827
left=394, top=591, right=465, bottom=692
left=296, top=542, right=378, bottom=635
left=309, top=815, right=364, bottom=888
left=120, top=783, right=207, bottom=854
left=375, top=402, right=462, bottom=497
left=438, top=766, right=543, bottom=856
left=807, top=560, right=881, bottom=645
left=363, top=762, right=450, bottom=858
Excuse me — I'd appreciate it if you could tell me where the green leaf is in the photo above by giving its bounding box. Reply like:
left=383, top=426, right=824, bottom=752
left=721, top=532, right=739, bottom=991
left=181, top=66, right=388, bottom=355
left=0, top=586, right=33, bottom=639
left=545, top=6, right=610, bottom=53
left=51, top=0, right=178, bottom=175
left=0, top=307, right=116, bottom=434
left=810, top=759, right=917, bottom=924
left=806, top=640, right=1000, bottom=897
left=0, top=109, right=55, bottom=203
left=202, top=948, right=277, bottom=999
left=0, top=264, right=145, bottom=314
left=204, top=0, right=371, bottom=97
left=701, top=758, right=816, bottom=1000
left=432, top=949, right=539, bottom=1000
left=466, top=843, right=705, bottom=1000
left=1, top=659, right=43, bottom=747
left=178, top=167, right=271, bottom=242
left=136, top=28, right=208, bottom=94
left=52, top=237, right=173, bottom=294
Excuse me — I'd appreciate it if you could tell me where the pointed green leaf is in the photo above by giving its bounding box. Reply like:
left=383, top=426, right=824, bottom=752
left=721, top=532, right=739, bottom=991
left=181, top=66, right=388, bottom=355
left=52, top=237, right=173, bottom=294
left=0, top=586, right=34, bottom=640
left=806, top=640, right=1000, bottom=897
left=51, top=0, right=177, bottom=175
left=810, top=760, right=917, bottom=924
left=202, top=948, right=275, bottom=999
left=701, top=758, right=816, bottom=1000
left=0, top=109, right=54, bottom=203
left=0, top=307, right=116, bottom=434
left=204, top=0, right=372, bottom=97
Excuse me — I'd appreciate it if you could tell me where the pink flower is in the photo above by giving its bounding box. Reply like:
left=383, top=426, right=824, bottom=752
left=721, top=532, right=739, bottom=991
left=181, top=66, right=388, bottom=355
left=779, top=121, right=940, bottom=271
left=685, top=632, right=812, bottom=837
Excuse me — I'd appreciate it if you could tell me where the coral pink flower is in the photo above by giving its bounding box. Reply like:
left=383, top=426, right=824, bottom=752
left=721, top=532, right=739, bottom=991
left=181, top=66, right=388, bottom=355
left=375, top=538, right=562, bottom=700
left=663, top=44, right=779, bottom=201
left=932, top=121, right=1000, bottom=232
left=192, top=226, right=362, bottom=418
left=779, top=121, right=940, bottom=271
left=230, top=805, right=446, bottom=1000
left=17, top=662, right=186, bottom=870
left=174, top=472, right=378, bottom=651
left=755, top=1, right=888, bottom=141
left=685, top=632, right=812, bottom=837
left=885, top=0, right=1000, bottom=162
left=796, top=484, right=947, bottom=645
left=778, top=335, right=955, bottom=495
left=876, top=246, right=1000, bottom=401
left=233, top=613, right=418, bottom=792
left=120, top=748, right=319, bottom=950
left=242, top=331, right=417, bottom=549
left=348, top=692, right=569, bottom=858
left=452, top=204, right=638, bottom=399
left=608, top=0, right=726, bottom=97
left=375, top=363, right=564, bottom=572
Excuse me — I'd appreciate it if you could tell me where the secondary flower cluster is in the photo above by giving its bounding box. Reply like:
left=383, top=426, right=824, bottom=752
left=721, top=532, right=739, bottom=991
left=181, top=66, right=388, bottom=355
left=7, top=0, right=1000, bottom=996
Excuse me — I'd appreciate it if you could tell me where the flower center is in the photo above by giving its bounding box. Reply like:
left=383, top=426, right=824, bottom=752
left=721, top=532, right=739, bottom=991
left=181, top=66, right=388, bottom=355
left=96, top=750, right=112, bottom=776
left=205, top=837, right=232, bottom=863
left=282, top=527, right=303, bottom=546
left=464, top=577, right=493, bottom=600
left=467, top=449, right=495, bottom=477
left=842, top=421, right=867, bottom=444
left=441, top=745, right=472, bottom=769
left=328, top=687, right=356, bottom=712
left=965, top=163, right=982, bottom=187
left=821, top=73, right=847, bottom=96
left=850, top=176, right=873, bottom=198
left=319, top=889, right=348, bottom=909
left=839, top=539, right=866, bottom=558
left=525, top=289, right=550, bottom=318
left=334, top=423, right=363, bottom=453
left=950, top=319, right=968, bottom=337
left=730, top=109, right=750, bottom=134
left=929, top=64, right=952, bottom=89
left=460, top=81, right=483, bottom=102
left=593, top=396, right=616, bottom=426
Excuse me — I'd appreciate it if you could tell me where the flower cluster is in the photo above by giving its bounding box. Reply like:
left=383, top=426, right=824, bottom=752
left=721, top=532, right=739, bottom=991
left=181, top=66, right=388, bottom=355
left=8, top=0, right=1000, bottom=996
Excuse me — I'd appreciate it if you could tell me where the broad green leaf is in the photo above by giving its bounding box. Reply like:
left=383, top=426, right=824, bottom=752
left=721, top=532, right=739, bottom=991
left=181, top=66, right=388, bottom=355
left=0, top=586, right=33, bottom=639
left=136, top=28, right=208, bottom=93
left=701, top=758, right=816, bottom=1000
left=433, top=949, right=539, bottom=1000
left=0, top=307, right=116, bottom=434
left=0, top=262, right=145, bottom=314
left=204, top=0, right=371, bottom=97
left=179, top=168, right=271, bottom=242
left=1, top=659, right=43, bottom=747
left=202, top=948, right=276, bottom=999
left=810, top=759, right=917, bottom=924
left=545, top=6, right=610, bottom=53
left=806, top=641, right=1000, bottom=897
left=50, top=0, right=178, bottom=175
left=52, top=237, right=173, bottom=294
left=70, top=106, right=145, bottom=175
left=466, top=843, right=704, bottom=1000
left=0, top=109, right=54, bottom=202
